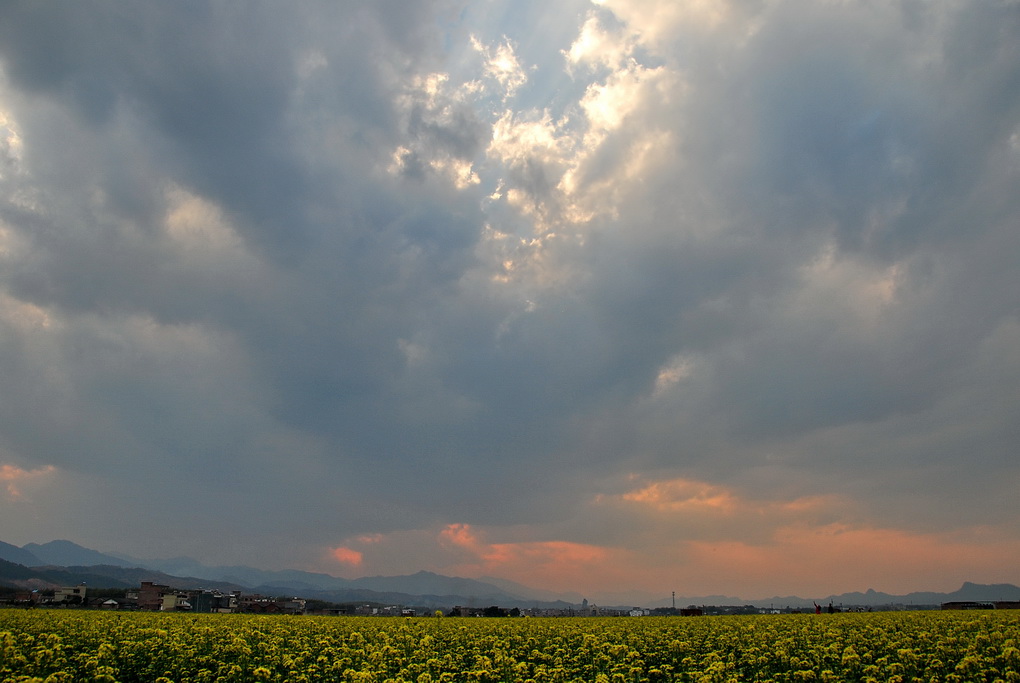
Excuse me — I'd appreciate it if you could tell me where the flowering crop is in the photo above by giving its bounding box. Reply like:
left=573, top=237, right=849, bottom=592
left=2, top=609, right=1019, bottom=682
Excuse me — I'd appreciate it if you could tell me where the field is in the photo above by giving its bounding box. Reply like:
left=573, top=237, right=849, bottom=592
left=2, top=609, right=1019, bottom=682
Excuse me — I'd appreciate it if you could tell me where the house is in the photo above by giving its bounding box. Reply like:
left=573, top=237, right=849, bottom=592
left=239, top=594, right=306, bottom=615
left=138, top=581, right=173, bottom=610
left=160, top=594, right=192, bottom=611
left=54, top=583, right=87, bottom=605
left=190, top=590, right=238, bottom=613
left=13, top=590, right=39, bottom=604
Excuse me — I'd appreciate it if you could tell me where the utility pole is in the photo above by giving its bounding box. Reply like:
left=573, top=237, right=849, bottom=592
left=672, top=591, right=675, bottom=611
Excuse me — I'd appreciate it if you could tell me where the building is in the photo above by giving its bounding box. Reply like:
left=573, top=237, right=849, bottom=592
left=941, top=601, right=1020, bottom=610
left=191, top=590, right=239, bottom=613
left=941, top=601, right=995, bottom=610
left=138, top=581, right=174, bottom=610
left=54, top=583, right=87, bottom=605
left=239, top=594, right=306, bottom=615
left=160, top=593, right=192, bottom=611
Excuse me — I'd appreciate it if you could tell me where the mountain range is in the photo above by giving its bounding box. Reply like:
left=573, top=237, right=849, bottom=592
left=2, top=539, right=1018, bottom=610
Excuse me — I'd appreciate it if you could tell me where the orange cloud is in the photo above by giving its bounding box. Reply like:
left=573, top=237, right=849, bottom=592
left=434, top=517, right=1020, bottom=598
left=435, top=523, right=621, bottom=593
left=678, top=523, right=1020, bottom=596
left=482, top=540, right=610, bottom=567
left=609, top=476, right=848, bottom=526
left=579, top=477, right=1020, bottom=596
left=319, top=496, right=1020, bottom=600
left=0, top=463, right=56, bottom=500
left=440, top=522, right=479, bottom=548
left=330, top=546, right=363, bottom=566
left=622, top=477, right=738, bottom=512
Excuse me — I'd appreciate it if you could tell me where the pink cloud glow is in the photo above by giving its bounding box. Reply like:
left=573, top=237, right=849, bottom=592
left=315, top=484, right=1020, bottom=599
left=0, top=463, right=56, bottom=500
left=621, top=477, right=739, bottom=512
left=591, top=477, right=1020, bottom=595
left=439, top=522, right=479, bottom=548
left=613, top=476, right=843, bottom=520
left=434, top=523, right=626, bottom=594
left=330, top=546, right=364, bottom=566
left=677, top=524, right=1020, bottom=596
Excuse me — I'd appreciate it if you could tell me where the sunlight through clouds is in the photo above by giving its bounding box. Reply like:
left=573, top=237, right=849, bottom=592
left=595, top=0, right=734, bottom=45
left=163, top=185, right=248, bottom=255
left=0, top=109, right=24, bottom=177
left=792, top=244, right=904, bottom=333
left=651, top=355, right=695, bottom=397
left=564, top=13, right=634, bottom=72
left=471, top=36, right=529, bottom=100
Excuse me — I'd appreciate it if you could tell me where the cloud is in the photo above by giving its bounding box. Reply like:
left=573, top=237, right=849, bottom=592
left=0, top=0, right=1017, bottom=597
left=619, top=478, right=741, bottom=513
left=594, top=0, right=734, bottom=42
left=472, top=35, right=529, bottom=100
left=316, top=484, right=1020, bottom=599
left=399, top=523, right=620, bottom=595
left=680, top=525, right=1020, bottom=598
left=440, top=522, right=479, bottom=548
left=564, top=12, right=635, bottom=73
left=389, top=72, right=488, bottom=187
left=330, top=546, right=364, bottom=567
left=0, top=463, right=56, bottom=500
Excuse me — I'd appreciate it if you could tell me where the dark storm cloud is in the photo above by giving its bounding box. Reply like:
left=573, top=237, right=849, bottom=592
left=0, top=2, right=487, bottom=491
left=558, top=0, right=1020, bottom=448
left=0, top=1, right=472, bottom=257
left=0, top=0, right=1018, bottom=590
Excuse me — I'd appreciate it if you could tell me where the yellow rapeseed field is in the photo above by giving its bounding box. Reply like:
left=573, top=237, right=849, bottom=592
left=2, top=608, right=1019, bottom=682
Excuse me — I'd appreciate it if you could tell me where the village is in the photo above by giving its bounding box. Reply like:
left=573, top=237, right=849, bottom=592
left=1, top=581, right=660, bottom=617
left=6, top=582, right=310, bottom=615
left=6, top=581, right=1018, bottom=617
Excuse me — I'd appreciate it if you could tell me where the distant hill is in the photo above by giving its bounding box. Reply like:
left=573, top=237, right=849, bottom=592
left=150, top=560, right=357, bottom=592
left=242, top=571, right=541, bottom=608
left=0, top=559, right=247, bottom=592
left=348, top=570, right=524, bottom=600
left=61, top=565, right=246, bottom=593
left=111, top=559, right=544, bottom=604
left=0, top=541, right=40, bottom=567
left=0, top=539, right=633, bottom=606
left=0, top=559, right=137, bottom=590
left=3, top=538, right=1018, bottom=610
left=663, top=582, right=1020, bottom=610
left=247, top=583, right=577, bottom=611
left=822, top=582, right=1020, bottom=608
left=22, top=540, right=136, bottom=568
left=0, top=558, right=45, bottom=584
left=480, top=575, right=584, bottom=604
left=0, top=558, right=559, bottom=609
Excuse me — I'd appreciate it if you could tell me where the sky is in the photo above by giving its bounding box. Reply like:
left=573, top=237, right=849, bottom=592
left=1, top=0, right=1018, bottom=604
